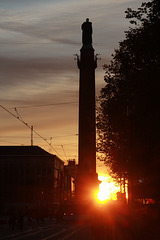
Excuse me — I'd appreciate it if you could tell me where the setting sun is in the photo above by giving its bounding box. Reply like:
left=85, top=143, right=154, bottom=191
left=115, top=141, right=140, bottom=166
left=96, top=176, right=119, bottom=202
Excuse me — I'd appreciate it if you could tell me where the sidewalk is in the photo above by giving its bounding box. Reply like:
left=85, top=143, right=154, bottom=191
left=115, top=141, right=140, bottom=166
left=0, top=217, right=59, bottom=239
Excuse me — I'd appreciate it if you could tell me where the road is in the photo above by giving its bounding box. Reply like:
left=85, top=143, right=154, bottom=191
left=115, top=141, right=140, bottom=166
left=0, top=222, right=96, bottom=240
left=1, top=219, right=159, bottom=240
left=0, top=219, right=130, bottom=240
left=1, top=201, right=160, bottom=240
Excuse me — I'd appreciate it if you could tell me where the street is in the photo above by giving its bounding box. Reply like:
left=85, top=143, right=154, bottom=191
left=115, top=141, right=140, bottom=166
left=0, top=221, right=94, bottom=240
left=0, top=202, right=160, bottom=240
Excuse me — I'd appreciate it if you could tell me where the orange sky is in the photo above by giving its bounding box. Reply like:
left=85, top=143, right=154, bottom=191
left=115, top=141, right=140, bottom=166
left=0, top=0, right=141, bottom=176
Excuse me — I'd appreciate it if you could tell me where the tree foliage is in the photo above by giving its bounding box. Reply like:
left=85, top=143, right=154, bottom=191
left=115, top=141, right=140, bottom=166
left=97, top=0, right=160, bottom=197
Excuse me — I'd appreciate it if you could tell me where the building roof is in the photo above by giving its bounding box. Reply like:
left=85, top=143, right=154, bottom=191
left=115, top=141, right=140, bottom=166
left=0, top=146, right=60, bottom=158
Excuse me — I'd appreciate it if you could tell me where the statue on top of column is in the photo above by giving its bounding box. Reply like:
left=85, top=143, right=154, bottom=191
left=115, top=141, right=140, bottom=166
left=81, top=18, right=92, bottom=46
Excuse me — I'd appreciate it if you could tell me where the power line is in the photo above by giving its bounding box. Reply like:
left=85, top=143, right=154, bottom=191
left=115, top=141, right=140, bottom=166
left=11, top=101, right=78, bottom=109
left=14, top=107, right=24, bottom=121
left=0, top=139, right=23, bottom=145
left=0, top=42, right=58, bottom=44
left=0, top=134, right=77, bottom=139
left=61, top=145, right=68, bottom=161
left=0, top=136, right=45, bottom=139
left=0, top=39, right=85, bottom=44
left=0, top=104, right=64, bottom=160
left=0, top=104, right=30, bottom=129
left=49, top=134, right=78, bottom=139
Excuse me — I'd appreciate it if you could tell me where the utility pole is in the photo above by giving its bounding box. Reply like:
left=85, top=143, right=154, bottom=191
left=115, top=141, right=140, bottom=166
left=31, top=125, right=33, bottom=146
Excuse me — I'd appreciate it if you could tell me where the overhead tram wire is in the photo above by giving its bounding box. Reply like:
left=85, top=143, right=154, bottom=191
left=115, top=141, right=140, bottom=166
left=12, top=101, right=78, bottom=109
left=0, top=134, right=77, bottom=139
left=0, top=139, right=23, bottom=145
left=61, top=145, right=68, bottom=161
left=0, top=42, right=61, bottom=44
left=14, top=107, right=24, bottom=121
left=0, top=104, right=64, bottom=160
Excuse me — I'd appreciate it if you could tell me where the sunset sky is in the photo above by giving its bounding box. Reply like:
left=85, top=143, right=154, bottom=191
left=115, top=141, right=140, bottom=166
left=0, top=0, right=142, bottom=175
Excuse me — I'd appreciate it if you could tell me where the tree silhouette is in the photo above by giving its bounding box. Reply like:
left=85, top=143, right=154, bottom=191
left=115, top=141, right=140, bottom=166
left=97, top=0, right=160, bottom=200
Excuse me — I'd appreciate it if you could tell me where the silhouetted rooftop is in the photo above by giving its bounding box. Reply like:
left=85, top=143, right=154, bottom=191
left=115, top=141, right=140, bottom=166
left=0, top=145, right=58, bottom=158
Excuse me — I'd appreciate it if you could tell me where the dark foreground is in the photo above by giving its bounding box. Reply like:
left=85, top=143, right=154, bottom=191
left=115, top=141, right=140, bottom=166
left=0, top=201, right=160, bottom=240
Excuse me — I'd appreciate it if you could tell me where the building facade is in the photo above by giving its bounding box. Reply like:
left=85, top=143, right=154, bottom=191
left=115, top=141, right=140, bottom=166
left=0, top=146, right=71, bottom=214
left=65, top=160, right=78, bottom=199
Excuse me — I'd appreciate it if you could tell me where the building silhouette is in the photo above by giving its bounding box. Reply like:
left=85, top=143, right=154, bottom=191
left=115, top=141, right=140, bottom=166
left=0, top=146, right=72, bottom=214
left=65, top=159, right=78, bottom=199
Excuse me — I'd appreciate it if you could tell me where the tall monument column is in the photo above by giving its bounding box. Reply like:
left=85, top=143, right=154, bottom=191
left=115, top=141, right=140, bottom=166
left=76, top=19, right=99, bottom=202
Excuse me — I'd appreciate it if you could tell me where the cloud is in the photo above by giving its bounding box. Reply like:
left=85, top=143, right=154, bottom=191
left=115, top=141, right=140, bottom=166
left=0, top=0, right=142, bottom=160
left=0, top=56, right=76, bottom=83
left=0, top=3, right=80, bottom=45
left=0, top=55, right=79, bottom=103
left=0, top=0, right=141, bottom=47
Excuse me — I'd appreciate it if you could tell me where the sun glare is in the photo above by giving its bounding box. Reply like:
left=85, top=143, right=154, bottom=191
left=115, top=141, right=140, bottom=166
left=97, top=175, right=119, bottom=202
